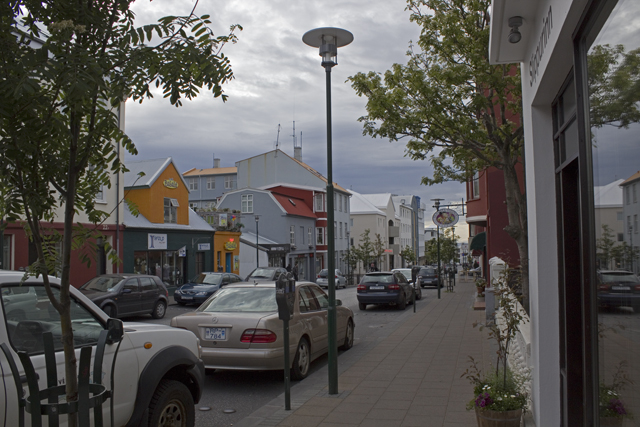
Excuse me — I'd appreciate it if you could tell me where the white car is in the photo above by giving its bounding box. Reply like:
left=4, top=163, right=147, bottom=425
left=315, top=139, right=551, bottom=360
left=0, top=270, right=204, bottom=427
left=316, top=269, right=347, bottom=289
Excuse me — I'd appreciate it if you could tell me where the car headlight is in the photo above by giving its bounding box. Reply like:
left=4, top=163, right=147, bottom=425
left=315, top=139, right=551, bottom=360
left=195, top=291, right=208, bottom=296
left=174, top=289, right=181, bottom=294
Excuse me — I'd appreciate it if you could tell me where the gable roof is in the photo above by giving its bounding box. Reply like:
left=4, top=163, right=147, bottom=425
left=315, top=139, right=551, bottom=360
left=272, top=194, right=316, bottom=218
left=361, top=193, right=394, bottom=210
left=183, top=166, right=237, bottom=177
left=594, top=179, right=624, bottom=207
left=348, top=190, right=385, bottom=215
left=123, top=207, right=213, bottom=231
left=124, top=158, right=189, bottom=190
left=621, top=171, right=640, bottom=186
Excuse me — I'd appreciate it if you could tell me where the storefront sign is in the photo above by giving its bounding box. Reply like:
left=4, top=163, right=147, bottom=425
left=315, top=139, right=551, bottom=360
left=529, top=6, right=553, bottom=87
left=163, top=178, right=179, bottom=189
left=224, top=241, right=237, bottom=251
left=198, top=243, right=211, bottom=250
left=432, top=208, right=459, bottom=227
left=148, top=233, right=167, bottom=250
left=219, top=214, right=227, bottom=227
left=178, top=246, right=186, bottom=257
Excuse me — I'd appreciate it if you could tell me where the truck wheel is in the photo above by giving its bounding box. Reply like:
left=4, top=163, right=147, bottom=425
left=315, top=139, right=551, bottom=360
left=148, top=379, right=194, bottom=427
left=291, top=337, right=310, bottom=380
left=152, top=301, right=167, bottom=319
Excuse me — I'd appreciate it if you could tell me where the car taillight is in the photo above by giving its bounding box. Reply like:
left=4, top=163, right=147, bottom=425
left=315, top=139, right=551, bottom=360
left=599, top=284, right=610, bottom=291
left=317, top=275, right=321, bottom=279
left=357, top=284, right=366, bottom=291
left=388, top=284, right=400, bottom=290
left=241, top=329, right=277, bottom=343
left=635, top=284, right=640, bottom=291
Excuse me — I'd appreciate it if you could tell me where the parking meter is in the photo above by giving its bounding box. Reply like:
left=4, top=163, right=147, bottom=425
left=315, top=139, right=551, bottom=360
left=276, top=272, right=295, bottom=321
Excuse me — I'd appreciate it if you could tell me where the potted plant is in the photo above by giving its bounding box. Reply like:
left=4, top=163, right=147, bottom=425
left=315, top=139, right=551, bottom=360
left=463, top=270, right=529, bottom=426
left=476, top=277, right=486, bottom=297
left=599, top=361, right=633, bottom=426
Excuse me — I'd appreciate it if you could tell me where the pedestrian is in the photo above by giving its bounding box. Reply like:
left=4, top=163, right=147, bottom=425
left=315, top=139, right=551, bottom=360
left=292, top=263, right=299, bottom=280
left=286, top=263, right=292, bottom=272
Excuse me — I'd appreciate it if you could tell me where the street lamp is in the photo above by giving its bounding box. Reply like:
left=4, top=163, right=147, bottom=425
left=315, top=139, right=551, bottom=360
left=346, top=230, right=350, bottom=285
left=431, top=198, right=444, bottom=299
left=255, top=215, right=260, bottom=269
left=629, top=223, right=634, bottom=273
left=303, top=27, right=353, bottom=395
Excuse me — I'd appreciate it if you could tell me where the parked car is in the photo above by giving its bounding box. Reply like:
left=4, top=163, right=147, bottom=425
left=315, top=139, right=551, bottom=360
left=357, top=271, right=414, bottom=310
left=0, top=270, right=204, bottom=427
left=597, top=270, right=640, bottom=312
left=174, top=272, right=244, bottom=305
left=391, top=268, right=422, bottom=300
left=245, top=267, right=288, bottom=282
left=1, top=285, right=38, bottom=321
left=79, top=274, right=169, bottom=319
left=316, top=269, right=347, bottom=289
left=170, top=281, right=354, bottom=380
left=417, top=267, right=441, bottom=288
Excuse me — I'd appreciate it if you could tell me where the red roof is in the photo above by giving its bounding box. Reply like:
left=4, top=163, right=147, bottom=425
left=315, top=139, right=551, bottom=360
left=272, top=194, right=316, bottom=218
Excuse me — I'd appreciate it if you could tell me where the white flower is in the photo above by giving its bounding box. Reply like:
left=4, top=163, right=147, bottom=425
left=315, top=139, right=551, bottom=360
left=510, top=395, right=515, bottom=398
left=497, top=397, right=503, bottom=401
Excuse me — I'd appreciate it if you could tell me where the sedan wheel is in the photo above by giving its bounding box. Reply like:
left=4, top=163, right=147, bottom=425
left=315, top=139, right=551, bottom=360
left=291, top=337, right=310, bottom=380
left=358, top=302, right=367, bottom=311
left=340, top=319, right=354, bottom=351
left=397, top=293, right=407, bottom=310
left=152, top=301, right=167, bottom=319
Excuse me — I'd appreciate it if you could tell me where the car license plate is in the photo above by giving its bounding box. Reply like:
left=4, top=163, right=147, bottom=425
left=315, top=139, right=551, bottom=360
left=369, top=286, right=385, bottom=290
left=205, top=327, right=226, bottom=340
left=611, top=286, right=630, bottom=291
left=181, top=296, right=193, bottom=300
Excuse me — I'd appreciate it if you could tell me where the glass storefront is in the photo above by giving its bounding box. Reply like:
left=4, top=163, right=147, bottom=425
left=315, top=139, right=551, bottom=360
left=133, top=250, right=186, bottom=286
left=586, top=0, right=640, bottom=422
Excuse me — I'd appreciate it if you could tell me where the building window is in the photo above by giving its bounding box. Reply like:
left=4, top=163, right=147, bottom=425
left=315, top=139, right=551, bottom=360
left=618, top=233, right=624, bottom=242
left=225, top=175, right=236, bottom=190
left=290, top=225, right=295, bottom=245
left=635, top=215, right=638, bottom=234
left=316, top=227, right=325, bottom=245
left=241, top=194, right=253, bottom=213
left=3, top=234, right=11, bottom=270
left=334, top=221, right=337, bottom=240
left=315, top=193, right=324, bottom=212
left=189, top=202, right=198, bottom=209
left=207, top=177, right=215, bottom=190
left=308, top=227, right=313, bottom=245
left=339, top=222, right=343, bottom=238
left=300, top=226, right=305, bottom=245
left=634, top=184, right=637, bottom=203
left=626, top=186, right=631, bottom=204
left=472, top=171, right=480, bottom=199
left=189, top=178, right=198, bottom=191
left=164, top=198, right=178, bottom=223
left=617, top=211, right=624, bottom=221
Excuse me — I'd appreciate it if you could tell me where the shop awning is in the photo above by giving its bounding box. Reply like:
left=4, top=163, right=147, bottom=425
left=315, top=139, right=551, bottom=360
left=469, top=232, right=486, bottom=251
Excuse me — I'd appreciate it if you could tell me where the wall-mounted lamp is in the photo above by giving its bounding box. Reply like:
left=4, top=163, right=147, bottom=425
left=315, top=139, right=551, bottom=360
left=508, top=16, right=523, bottom=44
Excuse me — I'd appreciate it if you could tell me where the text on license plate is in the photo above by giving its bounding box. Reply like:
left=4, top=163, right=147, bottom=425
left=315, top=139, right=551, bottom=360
left=611, top=286, right=630, bottom=291
left=181, top=296, right=193, bottom=300
left=205, top=327, right=227, bottom=340
left=369, top=286, right=385, bottom=290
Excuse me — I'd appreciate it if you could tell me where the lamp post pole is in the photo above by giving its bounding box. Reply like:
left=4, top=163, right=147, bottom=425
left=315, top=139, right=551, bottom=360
left=431, top=199, right=443, bottom=299
left=256, top=215, right=260, bottom=269
left=346, top=231, right=350, bottom=285
left=303, top=27, right=353, bottom=395
left=629, top=224, right=634, bottom=273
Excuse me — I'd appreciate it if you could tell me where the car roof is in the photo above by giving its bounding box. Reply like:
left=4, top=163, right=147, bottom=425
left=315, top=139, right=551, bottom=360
left=223, top=281, right=317, bottom=289
left=0, top=270, right=62, bottom=284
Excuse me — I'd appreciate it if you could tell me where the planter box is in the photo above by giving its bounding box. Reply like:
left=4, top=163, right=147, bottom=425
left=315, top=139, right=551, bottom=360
left=475, top=408, right=523, bottom=427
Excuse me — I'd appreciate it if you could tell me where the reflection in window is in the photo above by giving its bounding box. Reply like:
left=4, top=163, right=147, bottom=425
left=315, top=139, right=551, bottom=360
left=589, top=0, right=640, bottom=421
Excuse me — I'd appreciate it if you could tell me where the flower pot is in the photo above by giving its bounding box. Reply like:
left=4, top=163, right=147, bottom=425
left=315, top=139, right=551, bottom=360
left=475, top=407, right=523, bottom=427
left=599, top=417, right=623, bottom=427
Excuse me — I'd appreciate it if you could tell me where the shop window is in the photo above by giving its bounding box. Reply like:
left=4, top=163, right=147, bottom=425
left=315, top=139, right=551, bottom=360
left=241, top=194, right=253, bottom=213
left=164, top=198, right=178, bottom=223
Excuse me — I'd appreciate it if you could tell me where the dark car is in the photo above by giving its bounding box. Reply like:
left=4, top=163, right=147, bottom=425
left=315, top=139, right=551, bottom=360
left=174, top=272, right=243, bottom=305
left=356, top=271, right=414, bottom=311
left=245, top=267, right=288, bottom=282
left=79, top=274, right=169, bottom=319
left=417, top=267, right=441, bottom=288
left=597, top=270, right=640, bottom=313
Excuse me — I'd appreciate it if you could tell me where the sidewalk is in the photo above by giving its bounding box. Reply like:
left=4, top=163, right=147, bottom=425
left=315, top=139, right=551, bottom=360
left=235, top=276, right=493, bottom=427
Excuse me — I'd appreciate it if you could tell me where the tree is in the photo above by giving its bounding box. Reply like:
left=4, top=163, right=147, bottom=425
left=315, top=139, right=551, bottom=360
left=373, top=232, right=386, bottom=269
left=0, top=1, right=240, bottom=423
left=425, top=228, right=458, bottom=266
left=349, top=0, right=528, bottom=308
left=400, top=245, right=417, bottom=266
left=596, top=224, right=617, bottom=269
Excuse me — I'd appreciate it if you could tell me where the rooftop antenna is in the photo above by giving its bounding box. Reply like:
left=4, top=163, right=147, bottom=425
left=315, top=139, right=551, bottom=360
left=292, top=121, right=297, bottom=147
left=274, top=124, right=281, bottom=156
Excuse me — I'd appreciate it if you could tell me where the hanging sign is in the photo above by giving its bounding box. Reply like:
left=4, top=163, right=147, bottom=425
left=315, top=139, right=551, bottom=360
left=178, top=246, right=187, bottom=257
left=432, top=208, right=459, bottom=227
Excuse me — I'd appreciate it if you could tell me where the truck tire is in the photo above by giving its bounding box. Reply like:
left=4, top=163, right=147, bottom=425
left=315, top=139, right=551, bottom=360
left=148, top=379, right=195, bottom=427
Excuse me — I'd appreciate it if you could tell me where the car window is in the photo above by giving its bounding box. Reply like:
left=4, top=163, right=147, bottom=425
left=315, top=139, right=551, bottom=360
left=419, top=268, right=435, bottom=275
left=222, top=274, right=230, bottom=284
left=362, top=274, right=393, bottom=284
left=299, top=287, right=320, bottom=311
left=231, top=275, right=242, bottom=283
left=309, top=286, right=329, bottom=309
left=198, top=288, right=277, bottom=312
left=1, top=284, right=104, bottom=354
left=318, top=270, right=328, bottom=278
left=123, top=279, right=139, bottom=293
left=82, top=276, right=123, bottom=292
left=195, top=273, right=222, bottom=285
left=600, top=272, right=640, bottom=283
left=396, top=273, right=407, bottom=284
left=139, top=277, right=156, bottom=291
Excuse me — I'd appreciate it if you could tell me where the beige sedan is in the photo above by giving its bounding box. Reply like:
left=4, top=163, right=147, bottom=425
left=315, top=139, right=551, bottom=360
left=170, top=281, right=355, bottom=380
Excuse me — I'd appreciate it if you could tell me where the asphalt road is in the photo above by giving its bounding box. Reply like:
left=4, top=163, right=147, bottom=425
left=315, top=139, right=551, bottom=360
left=121, top=283, right=445, bottom=426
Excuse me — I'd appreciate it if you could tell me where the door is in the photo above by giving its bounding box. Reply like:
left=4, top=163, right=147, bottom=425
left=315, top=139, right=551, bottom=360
left=225, top=253, right=231, bottom=272
left=118, top=278, right=142, bottom=315
left=139, top=276, right=159, bottom=312
left=297, top=286, right=328, bottom=355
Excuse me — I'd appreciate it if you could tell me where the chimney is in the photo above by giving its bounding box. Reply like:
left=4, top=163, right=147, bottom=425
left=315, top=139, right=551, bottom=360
left=294, top=147, right=302, bottom=162
left=213, top=158, right=220, bottom=168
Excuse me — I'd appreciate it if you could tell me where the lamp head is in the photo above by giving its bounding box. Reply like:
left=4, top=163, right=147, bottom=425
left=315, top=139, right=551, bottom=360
left=303, top=27, right=353, bottom=67
left=508, top=16, right=523, bottom=44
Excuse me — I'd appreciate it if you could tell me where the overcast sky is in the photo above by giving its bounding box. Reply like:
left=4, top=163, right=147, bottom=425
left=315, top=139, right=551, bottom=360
left=124, top=0, right=468, bottom=233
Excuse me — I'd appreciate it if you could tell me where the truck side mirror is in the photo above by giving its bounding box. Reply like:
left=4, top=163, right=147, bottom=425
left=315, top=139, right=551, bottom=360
left=106, top=318, right=124, bottom=344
